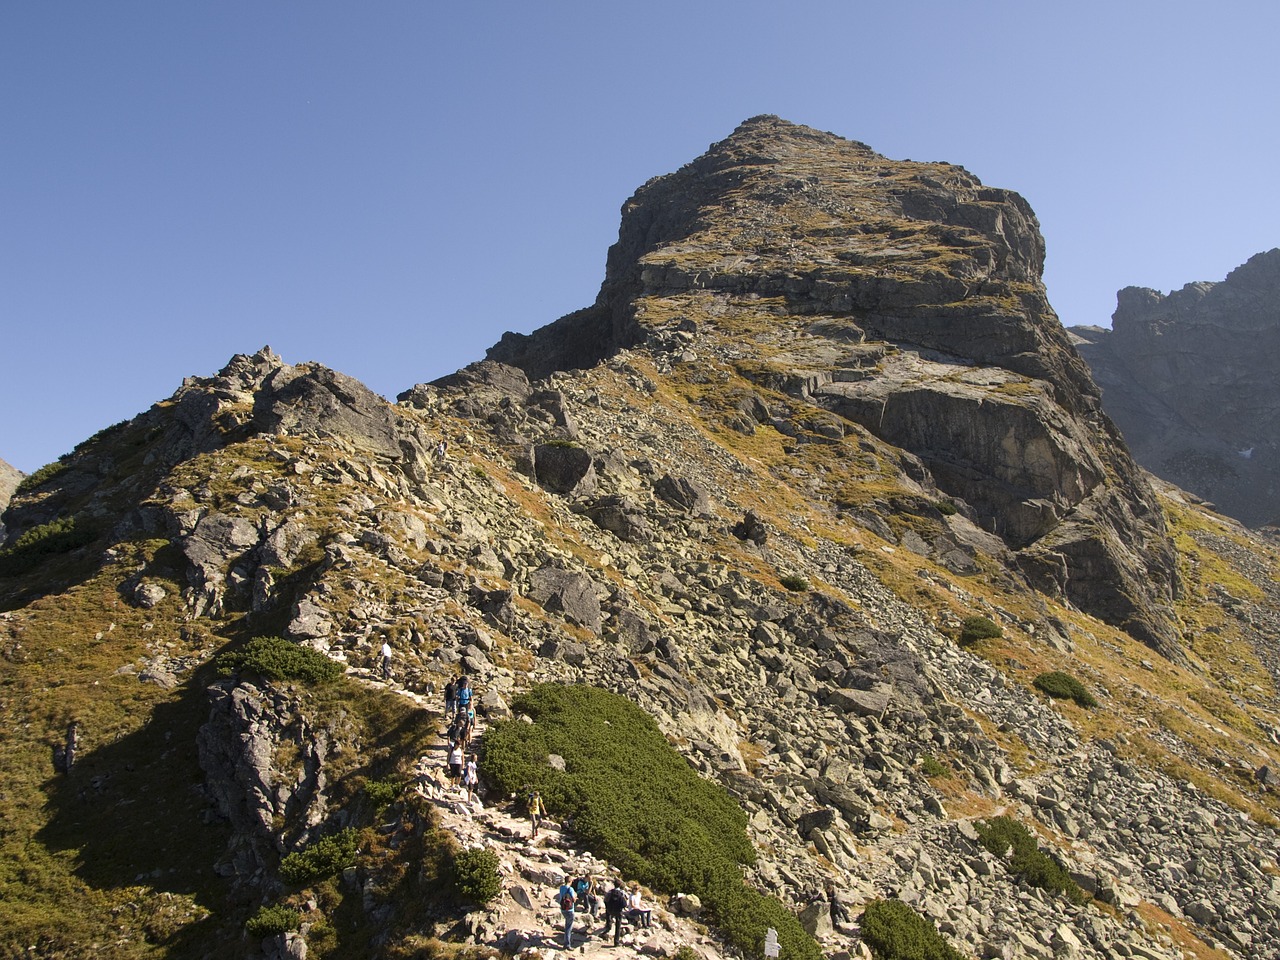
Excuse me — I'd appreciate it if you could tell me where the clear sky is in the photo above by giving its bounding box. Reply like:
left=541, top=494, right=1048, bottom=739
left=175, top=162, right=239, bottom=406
left=2, top=1, right=1277, bottom=474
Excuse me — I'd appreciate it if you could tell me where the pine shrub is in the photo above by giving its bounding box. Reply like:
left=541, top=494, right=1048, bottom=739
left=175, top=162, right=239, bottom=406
left=1032, top=671, right=1098, bottom=708
left=481, top=683, right=820, bottom=960
left=453, top=847, right=502, bottom=905
left=958, top=615, right=1002, bottom=645
left=974, top=816, right=1085, bottom=903
left=0, top=516, right=96, bottom=576
left=218, top=636, right=343, bottom=685
left=860, top=899, right=964, bottom=960
left=245, top=903, right=301, bottom=938
left=279, top=827, right=360, bottom=886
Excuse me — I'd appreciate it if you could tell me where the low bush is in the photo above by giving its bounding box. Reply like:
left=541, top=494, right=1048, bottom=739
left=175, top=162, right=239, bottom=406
left=218, top=636, right=343, bottom=685
left=974, top=816, right=1085, bottom=903
left=279, top=827, right=361, bottom=886
left=13, top=461, right=66, bottom=495
left=481, top=683, right=820, bottom=960
left=779, top=574, right=809, bottom=592
left=860, top=898, right=964, bottom=960
left=453, top=847, right=502, bottom=905
left=1033, top=671, right=1098, bottom=708
left=364, top=776, right=405, bottom=811
left=245, top=903, right=301, bottom=938
left=935, top=499, right=958, bottom=516
left=0, top=516, right=96, bottom=576
left=919, top=755, right=951, bottom=779
left=958, top=615, right=1002, bottom=645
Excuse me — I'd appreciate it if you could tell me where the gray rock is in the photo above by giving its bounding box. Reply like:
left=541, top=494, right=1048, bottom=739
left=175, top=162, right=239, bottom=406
left=532, top=443, right=597, bottom=496
left=528, top=567, right=603, bottom=634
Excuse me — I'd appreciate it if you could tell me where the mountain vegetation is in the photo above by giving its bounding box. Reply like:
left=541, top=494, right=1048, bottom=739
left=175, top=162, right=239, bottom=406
left=2, top=117, right=1280, bottom=960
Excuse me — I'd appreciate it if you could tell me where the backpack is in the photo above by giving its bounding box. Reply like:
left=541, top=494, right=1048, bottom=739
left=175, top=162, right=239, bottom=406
left=445, top=680, right=456, bottom=699
left=605, top=887, right=626, bottom=912
left=560, top=890, right=575, bottom=911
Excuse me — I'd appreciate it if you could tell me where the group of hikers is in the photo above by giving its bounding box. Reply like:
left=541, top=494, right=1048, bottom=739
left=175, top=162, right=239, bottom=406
left=444, top=674, right=480, bottom=802
left=555, top=872, right=652, bottom=948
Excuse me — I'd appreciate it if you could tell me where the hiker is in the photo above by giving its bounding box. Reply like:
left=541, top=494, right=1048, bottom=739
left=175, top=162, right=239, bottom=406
left=528, top=789, right=546, bottom=839
left=456, top=709, right=474, bottom=750
left=463, top=753, right=479, bottom=802
left=435, top=439, right=448, bottom=463
left=380, top=637, right=392, bottom=680
left=556, top=875, right=576, bottom=948
left=602, top=879, right=627, bottom=946
left=448, top=741, right=464, bottom=784
left=444, top=677, right=457, bottom=717
left=573, top=873, right=598, bottom=921
left=626, top=883, right=651, bottom=929
left=455, top=676, right=473, bottom=716
left=826, top=882, right=850, bottom=929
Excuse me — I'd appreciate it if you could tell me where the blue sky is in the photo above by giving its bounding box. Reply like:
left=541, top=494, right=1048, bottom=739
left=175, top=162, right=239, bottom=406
left=3, top=1, right=1277, bottom=473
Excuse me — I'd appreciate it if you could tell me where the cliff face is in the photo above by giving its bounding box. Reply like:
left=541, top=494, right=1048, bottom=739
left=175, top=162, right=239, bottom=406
left=1070, top=248, right=1280, bottom=528
left=0, top=457, right=21, bottom=539
left=6, top=120, right=1280, bottom=960
left=490, top=116, right=1181, bottom=658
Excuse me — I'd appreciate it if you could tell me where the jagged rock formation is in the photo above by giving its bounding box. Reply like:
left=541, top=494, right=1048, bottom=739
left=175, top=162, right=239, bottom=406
left=6, top=120, right=1280, bottom=960
left=0, top=456, right=22, bottom=539
left=488, top=115, right=1182, bottom=660
left=1070, top=249, right=1280, bottom=528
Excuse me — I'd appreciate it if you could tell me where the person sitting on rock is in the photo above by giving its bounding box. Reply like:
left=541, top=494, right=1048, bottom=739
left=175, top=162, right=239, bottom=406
left=572, top=873, right=597, bottom=922
left=626, top=883, right=651, bottom=929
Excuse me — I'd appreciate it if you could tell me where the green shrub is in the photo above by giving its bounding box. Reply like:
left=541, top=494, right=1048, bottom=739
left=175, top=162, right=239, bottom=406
left=245, top=903, right=302, bottom=938
left=1032, top=671, right=1098, bottom=709
left=919, top=755, right=951, bottom=779
left=13, top=461, right=67, bottom=496
left=935, top=499, right=958, bottom=516
left=0, top=516, right=97, bottom=577
left=218, top=636, right=343, bottom=684
left=481, top=684, right=819, bottom=960
left=779, top=574, right=810, bottom=592
left=958, top=615, right=1001, bottom=645
left=974, top=816, right=1085, bottom=903
left=279, top=827, right=360, bottom=886
left=861, top=899, right=964, bottom=960
left=364, top=776, right=404, bottom=811
left=453, top=847, right=502, bottom=905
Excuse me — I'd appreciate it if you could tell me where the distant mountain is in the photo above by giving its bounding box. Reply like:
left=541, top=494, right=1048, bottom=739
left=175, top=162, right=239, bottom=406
left=1070, top=249, right=1280, bottom=528
left=0, top=456, right=23, bottom=538
left=4, top=119, right=1280, bottom=960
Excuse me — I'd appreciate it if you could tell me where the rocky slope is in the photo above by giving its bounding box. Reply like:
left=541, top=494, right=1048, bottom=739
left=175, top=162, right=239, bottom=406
left=491, top=116, right=1181, bottom=660
left=0, top=456, right=21, bottom=538
left=1069, top=249, right=1280, bottom=529
left=3, top=119, right=1280, bottom=960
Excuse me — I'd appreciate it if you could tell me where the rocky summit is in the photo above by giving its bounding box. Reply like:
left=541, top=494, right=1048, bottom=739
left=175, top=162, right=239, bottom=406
left=1070, top=249, right=1280, bottom=530
left=3, top=118, right=1280, bottom=960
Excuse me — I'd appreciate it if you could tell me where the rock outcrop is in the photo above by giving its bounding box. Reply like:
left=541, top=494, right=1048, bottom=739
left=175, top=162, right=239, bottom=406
left=0, top=456, right=22, bottom=539
left=8, top=119, right=1280, bottom=960
left=1070, top=248, right=1280, bottom=528
left=487, top=116, right=1182, bottom=659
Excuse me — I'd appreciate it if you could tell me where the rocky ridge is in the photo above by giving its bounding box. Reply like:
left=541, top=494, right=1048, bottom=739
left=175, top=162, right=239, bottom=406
left=0, top=456, right=21, bottom=539
left=490, top=116, right=1181, bottom=661
left=1069, top=248, right=1280, bottom=529
left=3, top=120, right=1280, bottom=960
